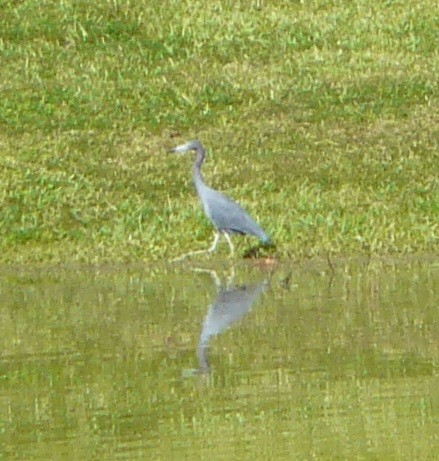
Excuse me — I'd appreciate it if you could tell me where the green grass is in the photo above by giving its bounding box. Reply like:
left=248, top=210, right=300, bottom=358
left=1, top=0, right=438, bottom=263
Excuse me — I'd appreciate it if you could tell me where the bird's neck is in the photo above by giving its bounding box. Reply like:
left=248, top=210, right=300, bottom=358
left=193, top=145, right=206, bottom=186
left=194, top=145, right=205, bottom=170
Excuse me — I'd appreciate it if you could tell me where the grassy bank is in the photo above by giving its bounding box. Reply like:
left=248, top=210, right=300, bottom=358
left=1, top=0, right=438, bottom=263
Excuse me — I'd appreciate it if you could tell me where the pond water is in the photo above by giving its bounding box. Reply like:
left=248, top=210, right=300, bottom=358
left=1, top=258, right=438, bottom=460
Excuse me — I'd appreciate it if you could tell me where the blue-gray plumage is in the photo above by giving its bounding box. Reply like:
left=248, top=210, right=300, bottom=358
left=170, top=140, right=270, bottom=259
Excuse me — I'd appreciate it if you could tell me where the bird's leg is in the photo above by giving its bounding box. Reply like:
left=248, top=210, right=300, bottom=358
left=171, top=232, right=221, bottom=262
left=226, top=265, right=236, bottom=289
left=171, top=248, right=207, bottom=262
left=207, top=232, right=221, bottom=253
left=191, top=267, right=221, bottom=288
left=223, top=232, right=235, bottom=257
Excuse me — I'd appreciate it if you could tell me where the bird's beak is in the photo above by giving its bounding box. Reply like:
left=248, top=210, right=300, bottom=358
left=167, top=147, right=184, bottom=155
left=169, top=142, right=192, bottom=154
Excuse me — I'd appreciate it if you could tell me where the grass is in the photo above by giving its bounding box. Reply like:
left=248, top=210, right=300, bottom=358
left=0, top=0, right=438, bottom=263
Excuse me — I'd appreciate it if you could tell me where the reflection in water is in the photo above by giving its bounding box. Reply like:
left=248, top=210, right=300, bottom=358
left=1, top=260, right=437, bottom=460
left=195, top=269, right=269, bottom=373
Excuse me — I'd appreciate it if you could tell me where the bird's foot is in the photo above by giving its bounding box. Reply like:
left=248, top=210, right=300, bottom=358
left=171, top=249, right=208, bottom=262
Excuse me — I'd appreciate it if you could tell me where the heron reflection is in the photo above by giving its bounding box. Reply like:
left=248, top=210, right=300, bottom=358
left=196, top=269, right=268, bottom=373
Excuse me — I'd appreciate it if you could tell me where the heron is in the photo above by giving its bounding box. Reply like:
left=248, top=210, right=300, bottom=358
left=170, top=140, right=271, bottom=260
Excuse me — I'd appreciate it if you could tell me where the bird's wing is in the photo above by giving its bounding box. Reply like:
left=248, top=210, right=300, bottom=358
left=203, top=187, right=269, bottom=241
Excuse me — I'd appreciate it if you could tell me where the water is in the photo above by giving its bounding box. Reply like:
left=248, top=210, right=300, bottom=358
left=1, top=258, right=438, bottom=460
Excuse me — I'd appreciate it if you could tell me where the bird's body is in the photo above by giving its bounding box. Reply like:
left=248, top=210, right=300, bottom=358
left=170, top=140, right=270, bottom=258
left=193, top=159, right=270, bottom=242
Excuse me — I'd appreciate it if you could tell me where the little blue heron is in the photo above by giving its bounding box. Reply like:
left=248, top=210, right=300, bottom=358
left=170, top=140, right=271, bottom=259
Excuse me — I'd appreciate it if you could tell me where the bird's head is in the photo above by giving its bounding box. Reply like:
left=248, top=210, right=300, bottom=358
left=169, top=140, right=203, bottom=154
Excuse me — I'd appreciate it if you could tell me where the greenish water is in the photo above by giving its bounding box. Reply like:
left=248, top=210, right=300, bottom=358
left=1, top=259, right=438, bottom=460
